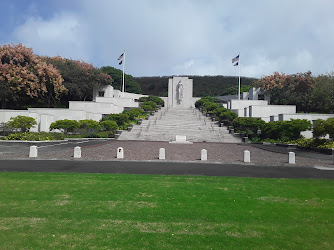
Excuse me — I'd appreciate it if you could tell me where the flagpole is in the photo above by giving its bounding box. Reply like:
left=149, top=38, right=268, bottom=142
left=122, top=50, right=125, bottom=97
left=238, top=52, right=241, bottom=100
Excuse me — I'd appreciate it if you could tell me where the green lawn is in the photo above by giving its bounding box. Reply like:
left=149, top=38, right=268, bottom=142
left=0, top=172, right=333, bottom=249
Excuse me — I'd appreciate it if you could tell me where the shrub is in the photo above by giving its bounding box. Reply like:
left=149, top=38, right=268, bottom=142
left=50, top=119, right=79, bottom=134
left=143, top=101, right=157, bottom=109
left=3, top=132, right=65, bottom=141
left=141, top=104, right=154, bottom=112
left=123, top=108, right=144, bottom=120
left=139, top=96, right=164, bottom=107
left=218, top=110, right=238, bottom=122
left=314, top=118, right=334, bottom=139
left=78, top=120, right=101, bottom=131
left=108, top=113, right=130, bottom=126
left=100, top=120, right=118, bottom=131
left=203, top=102, right=220, bottom=113
left=232, top=117, right=266, bottom=135
left=263, top=119, right=312, bottom=141
left=7, top=116, right=37, bottom=132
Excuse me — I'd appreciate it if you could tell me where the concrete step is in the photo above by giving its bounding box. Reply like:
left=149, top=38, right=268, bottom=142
left=118, top=107, right=242, bottom=143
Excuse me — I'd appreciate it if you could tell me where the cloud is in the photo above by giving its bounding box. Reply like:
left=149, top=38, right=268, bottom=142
left=6, top=0, right=334, bottom=77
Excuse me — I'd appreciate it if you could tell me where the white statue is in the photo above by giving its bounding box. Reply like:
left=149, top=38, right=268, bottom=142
left=177, top=82, right=184, bottom=104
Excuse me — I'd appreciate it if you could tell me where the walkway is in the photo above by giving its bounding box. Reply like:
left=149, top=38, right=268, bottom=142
left=118, top=107, right=241, bottom=143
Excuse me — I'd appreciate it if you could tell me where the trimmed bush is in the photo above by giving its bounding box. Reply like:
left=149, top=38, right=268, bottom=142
left=139, top=96, right=164, bottom=107
left=232, top=117, right=266, bottom=135
left=141, top=104, right=154, bottom=112
left=100, top=120, right=118, bottom=131
left=3, top=132, right=65, bottom=141
left=7, top=116, right=37, bottom=132
left=50, top=119, right=79, bottom=134
left=78, top=120, right=101, bottom=131
left=263, top=119, right=312, bottom=141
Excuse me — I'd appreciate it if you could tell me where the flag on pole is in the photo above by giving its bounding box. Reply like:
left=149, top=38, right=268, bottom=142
left=232, top=55, right=239, bottom=63
left=233, top=62, right=238, bottom=66
left=117, top=53, right=124, bottom=60
left=119, top=61, right=123, bottom=65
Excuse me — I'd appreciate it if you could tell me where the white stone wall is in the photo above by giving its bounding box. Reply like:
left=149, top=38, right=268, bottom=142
left=229, top=100, right=268, bottom=111
left=249, top=105, right=296, bottom=118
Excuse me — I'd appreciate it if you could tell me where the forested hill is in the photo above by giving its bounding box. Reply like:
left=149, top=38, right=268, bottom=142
left=134, top=75, right=258, bottom=97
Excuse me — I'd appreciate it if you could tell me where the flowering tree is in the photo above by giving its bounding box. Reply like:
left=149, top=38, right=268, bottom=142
left=256, top=71, right=315, bottom=112
left=44, top=56, right=113, bottom=101
left=0, top=43, right=66, bottom=108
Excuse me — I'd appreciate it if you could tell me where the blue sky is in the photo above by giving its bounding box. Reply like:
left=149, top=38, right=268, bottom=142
left=1, top=0, right=333, bottom=78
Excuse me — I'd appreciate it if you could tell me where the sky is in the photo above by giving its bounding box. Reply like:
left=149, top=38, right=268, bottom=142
left=1, top=0, right=333, bottom=78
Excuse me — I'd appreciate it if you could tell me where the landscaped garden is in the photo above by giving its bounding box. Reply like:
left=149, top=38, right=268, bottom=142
left=0, top=96, right=164, bottom=140
left=196, top=97, right=334, bottom=149
left=0, top=172, right=333, bottom=249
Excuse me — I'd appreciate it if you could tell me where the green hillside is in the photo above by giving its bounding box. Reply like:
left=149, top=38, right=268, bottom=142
left=134, top=75, right=258, bottom=97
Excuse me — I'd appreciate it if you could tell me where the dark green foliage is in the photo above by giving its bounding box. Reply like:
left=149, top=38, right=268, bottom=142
left=99, top=120, right=118, bottom=131
left=3, top=132, right=64, bottom=141
left=311, top=73, right=334, bottom=113
left=263, top=119, right=312, bottom=141
left=78, top=120, right=101, bottom=131
left=203, top=102, right=220, bottom=113
left=218, top=110, right=238, bottom=123
left=313, top=118, right=334, bottom=139
left=141, top=104, right=154, bottom=112
left=6, top=115, right=37, bottom=132
left=138, top=96, right=164, bottom=107
left=221, top=85, right=254, bottom=96
left=49, top=119, right=79, bottom=134
left=233, top=117, right=266, bottom=135
left=122, top=108, right=144, bottom=120
left=142, top=101, right=157, bottom=109
left=195, top=96, right=220, bottom=108
left=45, top=58, right=113, bottom=103
left=100, top=66, right=142, bottom=94
left=106, top=114, right=130, bottom=127
left=135, top=76, right=257, bottom=97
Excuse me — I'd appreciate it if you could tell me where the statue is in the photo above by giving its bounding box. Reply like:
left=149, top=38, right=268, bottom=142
left=177, top=81, right=184, bottom=104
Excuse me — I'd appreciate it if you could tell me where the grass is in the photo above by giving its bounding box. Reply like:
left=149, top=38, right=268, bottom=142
left=0, top=172, right=333, bottom=249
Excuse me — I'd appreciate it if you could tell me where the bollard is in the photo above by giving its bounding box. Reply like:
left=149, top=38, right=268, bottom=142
left=29, top=145, right=38, bottom=158
left=244, top=150, right=250, bottom=163
left=117, top=147, right=124, bottom=159
left=74, top=146, right=81, bottom=158
left=201, top=149, right=207, bottom=161
left=159, top=148, right=165, bottom=160
left=288, top=152, right=295, bottom=164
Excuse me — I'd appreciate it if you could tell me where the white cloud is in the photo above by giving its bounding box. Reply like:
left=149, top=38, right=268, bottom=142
left=7, top=0, right=334, bottom=77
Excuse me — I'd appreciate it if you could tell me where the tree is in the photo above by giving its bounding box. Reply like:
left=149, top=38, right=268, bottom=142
left=232, top=117, right=266, bottom=135
left=0, top=43, right=67, bottom=108
left=44, top=57, right=112, bottom=102
left=256, top=71, right=315, bottom=112
left=78, top=119, right=101, bottom=131
left=100, top=120, right=118, bottom=131
left=49, top=119, right=79, bottom=134
left=263, top=119, right=312, bottom=141
left=100, top=66, right=141, bottom=94
left=7, top=115, right=37, bottom=132
left=311, top=73, right=334, bottom=114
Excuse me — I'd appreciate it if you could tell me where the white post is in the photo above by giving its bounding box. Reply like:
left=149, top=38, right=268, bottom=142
left=117, top=147, right=124, bottom=159
left=288, top=152, right=295, bottom=164
left=201, top=149, right=207, bottom=161
left=244, top=150, right=250, bottom=163
left=159, top=148, right=165, bottom=160
left=122, top=50, right=125, bottom=97
left=74, top=146, right=81, bottom=159
left=238, top=53, right=241, bottom=100
left=29, top=145, right=38, bottom=158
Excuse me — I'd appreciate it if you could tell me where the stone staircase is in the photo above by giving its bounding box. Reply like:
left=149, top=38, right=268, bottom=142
left=118, top=107, right=242, bottom=143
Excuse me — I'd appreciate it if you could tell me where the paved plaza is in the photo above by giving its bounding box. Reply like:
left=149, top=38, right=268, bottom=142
left=0, top=140, right=333, bottom=168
